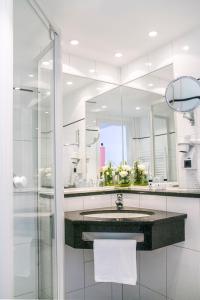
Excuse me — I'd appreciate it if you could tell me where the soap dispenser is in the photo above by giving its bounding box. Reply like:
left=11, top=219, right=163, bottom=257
left=99, top=142, right=105, bottom=168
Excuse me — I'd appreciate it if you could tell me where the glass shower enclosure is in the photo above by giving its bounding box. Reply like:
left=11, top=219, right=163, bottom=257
left=13, top=1, right=62, bottom=298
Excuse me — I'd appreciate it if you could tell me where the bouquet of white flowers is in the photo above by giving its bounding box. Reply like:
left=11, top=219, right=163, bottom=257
left=132, top=161, right=148, bottom=186
left=100, top=162, right=115, bottom=186
left=116, top=164, right=132, bottom=187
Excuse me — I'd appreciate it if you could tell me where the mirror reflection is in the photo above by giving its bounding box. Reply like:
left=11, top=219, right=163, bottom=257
left=63, top=64, right=177, bottom=188
left=86, top=87, right=123, bottom=184
left=86, top=65, right=176, bottom=186
left=63, top=74, right=117, bottom=188
left=165, top=76, right=200, bottom=112
left=121, top=86, right=176, bottom=181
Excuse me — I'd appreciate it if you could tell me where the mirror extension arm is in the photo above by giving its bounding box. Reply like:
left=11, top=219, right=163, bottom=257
left=169, top=96, right=200, bottom=103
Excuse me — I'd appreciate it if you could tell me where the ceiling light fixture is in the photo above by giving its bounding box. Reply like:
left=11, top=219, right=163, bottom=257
left=115, top=52, right=123, bottom=58
left=148, top=31, right=158, bottom=38
left=28, top=74, right=34, bottom=78
left=89, top=69, right=95, bottom=73
left=136, top=107, right=141, bottom=110
left=101, top=105, right=107, bottom=109
left=14, top=87, right=20, bottom=90
left=45, top=111, right=49, bottom=114
left=70, top=40, right=79, bottom=45
left=182, top=45, right=190, bottom=51
left=67, top=81, right=73, bottom=85
left=148, top=83, right=154, bottom=87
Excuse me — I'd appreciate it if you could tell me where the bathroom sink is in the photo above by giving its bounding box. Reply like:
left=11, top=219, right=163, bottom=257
left=65, top=207, right=187, bottom=251
left=80, top=209, right=154, bottom=220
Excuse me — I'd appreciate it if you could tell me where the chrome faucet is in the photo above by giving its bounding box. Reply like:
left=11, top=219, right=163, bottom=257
left=115, top=193, right=123, bottom=210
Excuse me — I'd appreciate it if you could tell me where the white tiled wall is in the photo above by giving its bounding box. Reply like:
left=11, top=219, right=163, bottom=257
left=62, top=53, right=121, bottom=85
left=64, top=193, right=200, bottom=300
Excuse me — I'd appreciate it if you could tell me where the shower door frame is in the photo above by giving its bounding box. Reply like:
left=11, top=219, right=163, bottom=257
left=18, top=1, right=64, bottom=299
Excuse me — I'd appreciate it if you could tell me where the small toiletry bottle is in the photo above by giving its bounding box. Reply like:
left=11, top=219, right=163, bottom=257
left=148, top=179, right=153, bottom=190
left=72, top=167, right=78, bottom=187
left=163, top=178, right=168, bottom=190
left=99, top=143, right=105, bottom=168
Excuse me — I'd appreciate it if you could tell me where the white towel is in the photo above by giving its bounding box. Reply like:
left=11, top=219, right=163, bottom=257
left=94, top=239, right=137, bottom=285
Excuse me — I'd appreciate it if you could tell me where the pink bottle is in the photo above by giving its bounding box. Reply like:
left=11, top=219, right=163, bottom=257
left=99, top=143, right=105, bottom=168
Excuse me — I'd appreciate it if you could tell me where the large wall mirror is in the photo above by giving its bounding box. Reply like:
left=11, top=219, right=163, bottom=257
left=86, top=87, right=123, bottom=184
left=63, top=64, right=177, bottom=188
left=63, top=74, right=117, bottom=187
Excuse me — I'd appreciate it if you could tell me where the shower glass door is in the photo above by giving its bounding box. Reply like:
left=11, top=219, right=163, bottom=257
left=13, top=1, right=58, bottom=298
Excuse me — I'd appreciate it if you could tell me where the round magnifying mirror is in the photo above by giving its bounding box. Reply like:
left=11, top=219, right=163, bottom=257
left=165, top=76, right=200, bottom=112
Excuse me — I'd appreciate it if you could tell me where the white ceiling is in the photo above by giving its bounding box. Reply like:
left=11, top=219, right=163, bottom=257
left=39, top=0, right=200, bottom=66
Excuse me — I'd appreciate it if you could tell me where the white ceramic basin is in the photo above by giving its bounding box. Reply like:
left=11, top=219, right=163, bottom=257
left=81, top=210, right=152, bottom=219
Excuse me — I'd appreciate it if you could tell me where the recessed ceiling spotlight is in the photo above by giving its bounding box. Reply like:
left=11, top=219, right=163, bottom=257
left=28, top=74, right=34, bottom=78
left=148, top=83, right=154, bottom=87
left=145, top=62, right=152, bottom=67
left=70, top=40, right=79, bottom=46
left=42, top=61, right=50, bottom=66
left=102, top=105, right=107, bottom=109
left=66, top=81, right=73, bottom=85
left=14, top=87, right=20, bottom=90
left=91, top=108, right=101, bottom=113
left=45, top=111, right=49, bottom=114
left=148, top=31, right=158, bottom=38
left=182, top=45, right=190, bottom=51
left=89, top=69, right=95, bottom=73
left=115, top=52, right=123, bottom=58
left=46, top=91, right=51, bottom=96
left=136, top=106, right=141, bottom=110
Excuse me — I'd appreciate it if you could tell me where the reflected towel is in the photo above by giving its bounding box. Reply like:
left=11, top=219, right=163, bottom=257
left=94, top=239, right=137, bottom=285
